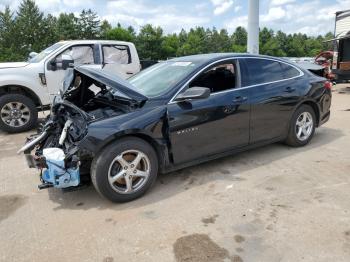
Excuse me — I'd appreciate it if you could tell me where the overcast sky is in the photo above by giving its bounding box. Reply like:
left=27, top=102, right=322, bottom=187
left=0, top=0, right=349, bottom=35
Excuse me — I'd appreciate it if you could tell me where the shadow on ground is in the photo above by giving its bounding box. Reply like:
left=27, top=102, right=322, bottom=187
left=337, top=85, right=350, bottom=94
left=40, top=126, right=344, bottom=211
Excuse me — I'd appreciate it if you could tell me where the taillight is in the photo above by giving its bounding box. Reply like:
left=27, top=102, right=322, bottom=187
left=324, top=81, right=332, bottom=90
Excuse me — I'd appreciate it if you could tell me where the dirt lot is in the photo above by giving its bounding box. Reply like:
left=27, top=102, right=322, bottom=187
left=1, top=84, right=350, bottom=262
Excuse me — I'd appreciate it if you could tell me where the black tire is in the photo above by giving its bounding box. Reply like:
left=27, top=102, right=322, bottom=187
left=285, top=104, right=316, bottom=147
left=91, top=137, right=158, bottom=203
left=0, top=94, right=38, bottom=133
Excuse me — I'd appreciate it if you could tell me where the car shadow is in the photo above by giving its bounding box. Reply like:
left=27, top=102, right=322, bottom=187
left=46, top=126, right=344, bottom=211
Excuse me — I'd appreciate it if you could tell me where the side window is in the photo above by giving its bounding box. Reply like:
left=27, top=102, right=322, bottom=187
left=58, top=45, right=94, bottom=65
left=242, top=58, right=301, bottom=86
left=102, top=45, right=131, bottom=64
left=243, top=58, right=284, bottom=86
left=280, top=63, right=301, bottom=78
left=189, top=62, right=236, bottom=93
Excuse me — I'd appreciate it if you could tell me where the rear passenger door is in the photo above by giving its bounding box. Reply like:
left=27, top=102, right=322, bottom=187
left=240, top=58, right=303, bottom=143
left=101, top=44, right=138, bottom=79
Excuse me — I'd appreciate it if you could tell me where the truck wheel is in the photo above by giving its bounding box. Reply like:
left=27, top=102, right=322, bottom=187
left=285, top=105, right=316, bottom=147
left=0, top=94, right=38, bottom=133
left=91, top=137, right=158, bottom=203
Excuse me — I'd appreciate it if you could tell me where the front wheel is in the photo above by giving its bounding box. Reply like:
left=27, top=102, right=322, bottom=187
left=0, top=94, right=38, bottom=133
left=285, top=105, right=316, bottom=147
left=91, top=137, right=158, bottom=202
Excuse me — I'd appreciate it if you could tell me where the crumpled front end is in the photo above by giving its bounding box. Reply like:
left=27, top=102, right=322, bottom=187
left=18, top=65, right=141, bottom=191
left=41, top=148, right=80, bottom=188
left=18, top=101, right=91, bottom=190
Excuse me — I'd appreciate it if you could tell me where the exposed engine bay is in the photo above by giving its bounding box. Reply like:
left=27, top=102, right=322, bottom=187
left=18, top=66, right=147, bottom=190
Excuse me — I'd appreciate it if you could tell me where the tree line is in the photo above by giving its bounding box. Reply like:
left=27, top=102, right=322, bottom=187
left=0, top=0, right=334, bottom=62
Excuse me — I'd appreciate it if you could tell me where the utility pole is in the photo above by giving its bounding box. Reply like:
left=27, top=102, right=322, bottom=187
left=247, top=0, right=259, bottom=54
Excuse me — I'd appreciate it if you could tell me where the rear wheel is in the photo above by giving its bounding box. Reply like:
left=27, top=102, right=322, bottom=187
left=0, top=94, right=38, bottom=133
left=91, top=137, right=158, bottom=202
left=285, top=105, right=316, bottom=147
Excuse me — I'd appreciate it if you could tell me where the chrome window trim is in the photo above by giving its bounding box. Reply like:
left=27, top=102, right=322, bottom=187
left=168, top=56, right=304, bottom=104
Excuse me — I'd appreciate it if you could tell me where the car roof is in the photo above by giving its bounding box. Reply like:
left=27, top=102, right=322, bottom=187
left=170, top=53, right=293, bottom=65
left=59, top=40, right=135, bottom=46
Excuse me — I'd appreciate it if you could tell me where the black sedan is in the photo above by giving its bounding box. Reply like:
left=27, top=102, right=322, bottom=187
left=19, top=53, right=332, bottom=202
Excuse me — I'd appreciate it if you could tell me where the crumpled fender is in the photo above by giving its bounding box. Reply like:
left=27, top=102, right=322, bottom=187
left=78, top=105, right=169, bottom=158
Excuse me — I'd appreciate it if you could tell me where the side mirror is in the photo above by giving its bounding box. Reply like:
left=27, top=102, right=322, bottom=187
left=174, top=86, right=210, bottom=102
left=61, top=54, right=74, bottom=70
left=28, top=52, right=38, bottom=59
left=47, top=59, right=57, bottom=71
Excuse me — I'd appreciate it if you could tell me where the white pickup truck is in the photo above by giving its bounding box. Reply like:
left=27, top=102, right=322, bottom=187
left=0, top=40, right=141, bottom=133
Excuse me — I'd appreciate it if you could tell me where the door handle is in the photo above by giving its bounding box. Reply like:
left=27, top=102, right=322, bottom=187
left=126, top=72, right=134, bottom=75
left=232, top=96, right=247, bottom=103
left=285, top=87, right=296, bottom=93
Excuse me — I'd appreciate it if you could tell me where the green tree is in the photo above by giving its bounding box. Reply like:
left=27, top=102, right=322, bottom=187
left=14, top=0, right=47, bottom=58
left=232, top=26, right=247, bottom=46
left=259, top=27, right=273, bottom=46
left=323, top=32, right=334, bottom=51
left=275, top=30, right=288, bottom=55
left=56, top=13, right=78, bottom=40
left=106, top=23, right=136, bottom=42
left=0, top=6, right=21, bottom=61
left=218, top=29, right=231, bottom=52
left=231, top=26, right=247, bottom=52
left=77, top=9, right=100, bottom=39
left=305, top=37, right=323, bottom=56
left=100, top=19, right=112, bottom=39
left=287, top=33, right=308, bottom=57
left=42, top=14, right=58, bottom=47
left=136, top=24, right=164, bottom=60
left=177, top=27, right=206, bottom=56
left=263, top=38, right=286, bottom=56
left=161, top=33, right=179, bottom=59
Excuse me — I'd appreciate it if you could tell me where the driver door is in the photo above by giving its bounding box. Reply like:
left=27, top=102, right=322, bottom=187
left=166, top=60, right=250, bottom=164
left=44, top=44, right=98, bottom=101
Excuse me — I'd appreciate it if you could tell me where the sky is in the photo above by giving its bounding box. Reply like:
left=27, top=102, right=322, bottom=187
left=0, top=0, right=349, bottom=36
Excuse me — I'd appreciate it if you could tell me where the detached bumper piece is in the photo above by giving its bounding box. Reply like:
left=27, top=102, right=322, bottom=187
left=40, top=148, right=80, bottom=189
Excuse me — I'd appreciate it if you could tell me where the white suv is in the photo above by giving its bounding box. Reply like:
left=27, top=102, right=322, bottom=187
left=0, top=40, right=141, bottom=133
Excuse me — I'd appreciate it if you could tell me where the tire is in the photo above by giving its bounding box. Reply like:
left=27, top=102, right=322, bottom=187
left=285, top=104, right=316, bottom=147
left=91, top=137, right=158, bottom=203
left=0, top=94, right=38, bottom=133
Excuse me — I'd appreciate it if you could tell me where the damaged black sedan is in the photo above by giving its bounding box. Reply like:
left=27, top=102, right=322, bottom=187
left=18, top=54, right=332, bottom=202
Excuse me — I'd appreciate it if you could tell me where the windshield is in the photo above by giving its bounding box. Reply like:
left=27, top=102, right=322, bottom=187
left=29, top=42, right=65, bottom=63
left=128, top=61, right=199, bottom=97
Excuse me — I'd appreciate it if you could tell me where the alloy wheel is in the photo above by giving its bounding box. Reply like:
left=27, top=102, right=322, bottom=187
left=108, top=149, right=151, bottom=194
left=295, top=112, right=313, bottom=141
left=0, top=102, right=31, bottom=127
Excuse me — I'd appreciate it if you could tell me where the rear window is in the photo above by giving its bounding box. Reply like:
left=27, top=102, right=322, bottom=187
left=280, top=63, right=300, bottom=78
left=242, top=58, right=300, bottom=86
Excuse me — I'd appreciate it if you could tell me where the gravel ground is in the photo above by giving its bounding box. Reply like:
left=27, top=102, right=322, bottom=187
left=1, top=84, right=350, bottom=262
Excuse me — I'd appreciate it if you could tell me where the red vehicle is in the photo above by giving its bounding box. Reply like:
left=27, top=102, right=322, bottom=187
left=315, top=51, right=335, bottom=81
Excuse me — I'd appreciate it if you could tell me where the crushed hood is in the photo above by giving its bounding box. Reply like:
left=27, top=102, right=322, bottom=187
left=70, top=66, right=148, bottom=103
left=0, top=62, right=29, bottom=69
